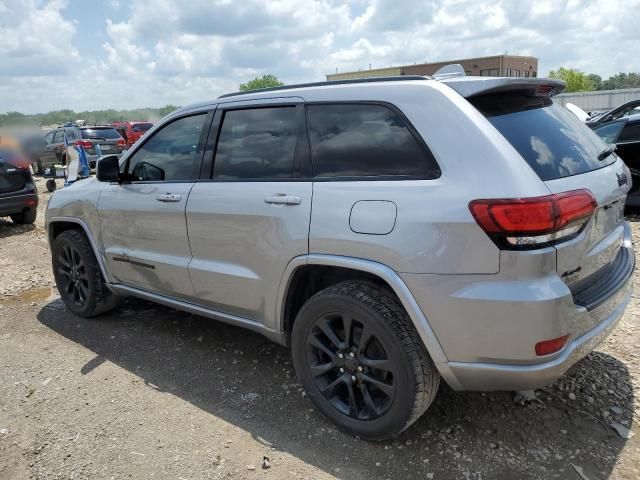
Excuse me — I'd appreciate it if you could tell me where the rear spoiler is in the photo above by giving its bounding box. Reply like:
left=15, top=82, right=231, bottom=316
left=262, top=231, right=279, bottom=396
left=439, top=76, right=566, bottom=98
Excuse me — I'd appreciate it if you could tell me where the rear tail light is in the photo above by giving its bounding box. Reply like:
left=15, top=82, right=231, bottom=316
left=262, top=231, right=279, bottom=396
left=8, top=156, right=31, bottom=170
left=117, top=139, right=126, bottom=147
left=469, top=189, right=596, bottom=250
left=75, top=140, right=93, bottom=149
left=535, top=334, right=569, bottom=356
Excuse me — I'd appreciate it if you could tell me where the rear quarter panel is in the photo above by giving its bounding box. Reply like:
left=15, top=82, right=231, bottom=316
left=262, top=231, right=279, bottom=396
left=307, top=81, right=552, bottom=274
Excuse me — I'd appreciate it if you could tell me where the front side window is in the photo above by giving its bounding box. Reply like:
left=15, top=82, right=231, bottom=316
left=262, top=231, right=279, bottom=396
left=307, top=104, right=440, bottom=178
left=212, top=107, right=298, bottom=180
left=127, top=114, right=206, bottom=181
left=618, top=122, right=640, bottom=143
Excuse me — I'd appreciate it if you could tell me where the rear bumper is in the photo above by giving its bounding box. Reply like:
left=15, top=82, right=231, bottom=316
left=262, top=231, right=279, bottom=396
left=0, top=192, right=39, bottom=216
left=401, top=222, right=635, bottom=391
left=439, top=284, right=631, bottom=391
left=87, top=153, right=122, bottom=169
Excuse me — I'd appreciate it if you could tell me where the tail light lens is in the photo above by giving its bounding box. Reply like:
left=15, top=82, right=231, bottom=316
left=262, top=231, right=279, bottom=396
left=469, top=189, right=596, bottom=250
left=8, top=155, right=31, bottom=170
left=117, top=139, right=126, bottom=147
left=75, top=140, right=93, bottom=149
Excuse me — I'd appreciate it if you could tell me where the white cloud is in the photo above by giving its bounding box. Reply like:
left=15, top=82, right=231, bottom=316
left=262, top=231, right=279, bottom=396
left=1, top=0, right=639, bottom=113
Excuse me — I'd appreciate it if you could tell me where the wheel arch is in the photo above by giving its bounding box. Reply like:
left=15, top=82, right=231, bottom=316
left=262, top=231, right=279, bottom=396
left=47, top=217, right=112, bottom=288
left=276, top=254, right=448, bottom=365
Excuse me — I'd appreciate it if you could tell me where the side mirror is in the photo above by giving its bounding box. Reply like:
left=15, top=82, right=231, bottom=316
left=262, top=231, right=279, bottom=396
left=96, top=155, right=121, bottom=182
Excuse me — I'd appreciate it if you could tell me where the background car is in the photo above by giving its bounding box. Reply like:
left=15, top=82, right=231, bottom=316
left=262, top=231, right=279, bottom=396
left=587, top=99, right=640, bottom=129
left=593, top=113, right=640, bottom=206
left=35, top=125, right=126, bottom=174
left=0, top=136, right=38, bottom=224
left=111, top=121, right=153, bottom=148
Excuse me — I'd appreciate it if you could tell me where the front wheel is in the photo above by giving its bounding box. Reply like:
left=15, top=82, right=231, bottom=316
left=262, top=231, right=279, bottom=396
left=52, top=230, right=120, bottom=318
left=291, top=281, right=440, bottom=441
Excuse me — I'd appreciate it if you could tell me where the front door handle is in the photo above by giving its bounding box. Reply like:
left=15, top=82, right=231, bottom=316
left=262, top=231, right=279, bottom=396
left=156, top=193, right=182, bottom=203
left=264, top=194, right=301, bottom=205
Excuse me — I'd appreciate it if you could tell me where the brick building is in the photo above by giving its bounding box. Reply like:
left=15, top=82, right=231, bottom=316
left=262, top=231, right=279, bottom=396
left=326, top=55, right=538, bottom=81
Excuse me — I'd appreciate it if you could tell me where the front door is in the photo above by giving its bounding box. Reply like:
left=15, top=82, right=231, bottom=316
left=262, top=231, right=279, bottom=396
left=97, top=111, right=212, bottom=299
left=186, top=101, right=312, bottom=326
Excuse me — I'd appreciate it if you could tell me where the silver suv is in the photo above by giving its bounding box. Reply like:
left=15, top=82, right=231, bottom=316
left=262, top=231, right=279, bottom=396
left=46, top=73, right=634, bottom=440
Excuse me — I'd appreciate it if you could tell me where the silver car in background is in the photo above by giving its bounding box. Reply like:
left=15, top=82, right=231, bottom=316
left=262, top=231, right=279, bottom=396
left=45, top=71, right=634, bottom=440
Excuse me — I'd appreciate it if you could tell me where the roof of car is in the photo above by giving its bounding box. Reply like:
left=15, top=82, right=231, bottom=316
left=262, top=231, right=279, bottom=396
left=170, top=75, right=565, bottom=118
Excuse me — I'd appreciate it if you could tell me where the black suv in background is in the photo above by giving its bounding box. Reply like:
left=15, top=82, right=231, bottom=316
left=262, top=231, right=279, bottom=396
left=0, top=146, right=38, bottom=224
left=35, top=126, right=126, bottom=174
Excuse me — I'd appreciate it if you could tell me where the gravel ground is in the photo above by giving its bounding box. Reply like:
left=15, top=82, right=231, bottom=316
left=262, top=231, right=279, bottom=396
left=0, top=176, right=639, bottom=480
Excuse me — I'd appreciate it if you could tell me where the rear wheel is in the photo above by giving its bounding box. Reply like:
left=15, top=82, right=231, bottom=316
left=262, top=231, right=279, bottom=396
left=291, top=281, right=440, bottom=441
left=10, top=209, right=36, bottom=225
left=52, top=230, right=120, bottom=318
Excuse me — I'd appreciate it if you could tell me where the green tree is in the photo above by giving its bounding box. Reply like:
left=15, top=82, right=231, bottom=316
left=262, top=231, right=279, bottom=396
left=602, top=72, right=640, bottom=90
left=587, top=73, right=603, bottom=91
left=239, top=74, right=284, bottom=91
left=548, top=67, right=594, bottom=93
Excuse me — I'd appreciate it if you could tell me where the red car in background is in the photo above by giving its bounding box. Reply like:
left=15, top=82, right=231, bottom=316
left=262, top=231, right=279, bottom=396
left=111, top=121, right=153, bottom=149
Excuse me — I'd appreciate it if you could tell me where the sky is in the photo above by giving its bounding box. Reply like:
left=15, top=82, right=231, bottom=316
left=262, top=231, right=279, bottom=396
left=1, top=0, right=639, bottom=114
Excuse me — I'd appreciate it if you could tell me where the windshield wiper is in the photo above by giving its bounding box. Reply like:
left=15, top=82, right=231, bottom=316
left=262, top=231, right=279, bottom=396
left=598, top=144, right=617, bottom=161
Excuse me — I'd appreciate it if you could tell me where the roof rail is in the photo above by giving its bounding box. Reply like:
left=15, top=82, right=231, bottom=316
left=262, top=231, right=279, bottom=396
left=218, top=75, right=430, bottom=99
left=431, top=64, right=466, bottom=79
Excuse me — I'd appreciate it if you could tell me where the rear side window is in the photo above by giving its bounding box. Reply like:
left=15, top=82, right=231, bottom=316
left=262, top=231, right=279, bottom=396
left=306, top=104, right=439, bottom=178
left=471, top=94, right=612, bottom=181
left=213, top=107, right=298, bottom=180
left=81, top=128, right=121, bottom=140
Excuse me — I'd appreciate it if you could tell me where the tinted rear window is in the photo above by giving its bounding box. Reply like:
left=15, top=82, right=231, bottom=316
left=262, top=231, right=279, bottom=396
left=307, top=104, right=440, bottom=178
left=471, top=94, right=612, bottom=181
left=81, top=128, right=121, bottom=140
left=132, top=123, right=153, bottom=132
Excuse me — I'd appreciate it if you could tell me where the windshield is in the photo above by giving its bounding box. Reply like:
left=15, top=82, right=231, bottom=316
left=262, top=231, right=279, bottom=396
left=132, top=123, right=153, bottom=132
left=472, top=94, right=613, bottom=181
left=81, top=128, right=122, bottom=140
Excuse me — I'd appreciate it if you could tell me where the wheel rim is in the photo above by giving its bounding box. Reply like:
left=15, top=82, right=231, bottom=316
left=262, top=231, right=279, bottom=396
left=57, top=244, right=90, bottom=307
left=306, top=313, right=397, bottom=420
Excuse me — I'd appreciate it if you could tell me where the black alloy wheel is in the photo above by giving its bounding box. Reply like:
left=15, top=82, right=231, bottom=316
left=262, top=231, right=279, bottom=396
left=306, top=312, right=397, bottom=420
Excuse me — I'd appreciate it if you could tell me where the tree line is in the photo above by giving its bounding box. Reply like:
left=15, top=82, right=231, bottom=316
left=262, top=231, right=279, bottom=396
left=0, top=105, right=179, bottom=127
left=548, top=68, right=640, bottom=93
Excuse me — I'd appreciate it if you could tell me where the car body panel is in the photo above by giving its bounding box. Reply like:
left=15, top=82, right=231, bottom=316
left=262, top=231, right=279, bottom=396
left=45, top=76, right=634, bottom=393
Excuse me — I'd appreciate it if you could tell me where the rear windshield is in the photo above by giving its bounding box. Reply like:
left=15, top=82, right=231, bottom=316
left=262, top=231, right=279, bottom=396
left=132, top=123, right=152, bottom=132
left=80, top=128, right=121, bottom=140
left=471, top=94, right=612, bottom=181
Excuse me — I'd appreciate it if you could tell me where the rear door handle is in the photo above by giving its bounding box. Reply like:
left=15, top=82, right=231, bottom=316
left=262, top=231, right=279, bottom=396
left=264, top=194, right=301, bottom=205
left=156, top=193, right=182, bottom=203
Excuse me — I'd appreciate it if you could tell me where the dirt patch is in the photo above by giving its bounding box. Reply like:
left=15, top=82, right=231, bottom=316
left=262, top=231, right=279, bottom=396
left=0, top=176, right=639, bottom=479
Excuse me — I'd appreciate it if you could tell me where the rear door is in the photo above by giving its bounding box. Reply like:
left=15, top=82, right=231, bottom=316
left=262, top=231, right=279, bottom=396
left=471, top=92, right=630, bottom=284
left=185, top=99, right=312, bottom=325
left=97, top=111, right=212, bottom=299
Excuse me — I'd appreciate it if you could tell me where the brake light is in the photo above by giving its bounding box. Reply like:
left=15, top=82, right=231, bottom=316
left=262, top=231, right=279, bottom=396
left=535, top=335, right=569, bottom=356
left=8, top=156, right=31, bottom=170
left=469, top=189, right=596, bottom=249
left=117, top=139, right=126, bottom=147
left=75, top=140, right=93, bottom=149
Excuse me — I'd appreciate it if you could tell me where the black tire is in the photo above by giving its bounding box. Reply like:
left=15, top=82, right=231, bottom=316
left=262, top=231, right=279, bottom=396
left=46, top=179, right=57, bottom=192
left=291, top=281, right=440, bottom=441
left=10, top=208, right=37, bottom=225
left=52, top=229, right=120, bottom=318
